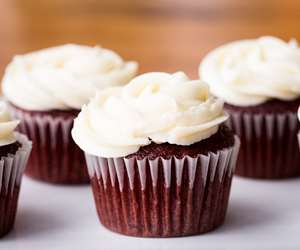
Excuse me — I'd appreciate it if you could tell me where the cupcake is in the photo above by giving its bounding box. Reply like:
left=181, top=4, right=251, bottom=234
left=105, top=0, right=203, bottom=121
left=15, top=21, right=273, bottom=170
left=2, top=44, right=138, bottom=184
left=0, top=103, right=32, bottom=237
left=72, top=72, right=240, bottom=237
left=199, top=36, right=300, bottom=179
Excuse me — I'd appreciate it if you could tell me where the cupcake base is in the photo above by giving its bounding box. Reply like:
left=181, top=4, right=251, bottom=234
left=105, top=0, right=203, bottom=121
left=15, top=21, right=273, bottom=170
left=90, top=170, right=233, bottom=237
left=9, top=104, right=89, bottom=184
left=86, top=128, right=240, bottom=237
left=226, top=99, right=300, bottom=179
left=0, top=187, right=20, bottom=237
left=298, top=131, right=300, bottom=151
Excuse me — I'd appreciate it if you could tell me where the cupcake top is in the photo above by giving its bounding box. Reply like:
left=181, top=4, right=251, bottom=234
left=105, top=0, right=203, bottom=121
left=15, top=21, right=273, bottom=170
left=2, top=44, right=138, bottom=111
left=72, top=71, right=228, bottom=158
left=0, top=102, right=19, bottom=147
left=199, top=36, right=300, bottom=106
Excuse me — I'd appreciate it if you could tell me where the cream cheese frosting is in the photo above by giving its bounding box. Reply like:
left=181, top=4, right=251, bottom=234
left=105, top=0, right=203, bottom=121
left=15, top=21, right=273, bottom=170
left=2, top=44, right=138, bottom=111
left=0, top=102, right=20, bottom=147
left=199, top=36, right=300, bottom=106
left=72, top=71, right=228, bottom=158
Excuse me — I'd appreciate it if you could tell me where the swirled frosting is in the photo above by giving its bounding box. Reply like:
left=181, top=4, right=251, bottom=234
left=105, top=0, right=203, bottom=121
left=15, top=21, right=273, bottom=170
left=0, top=102, right=19, bottom=147
left=2, top=44, right=138, bottom=111
left=72, top=72, right=228, bottom=158
left=199, top=36, right=300, bottom=106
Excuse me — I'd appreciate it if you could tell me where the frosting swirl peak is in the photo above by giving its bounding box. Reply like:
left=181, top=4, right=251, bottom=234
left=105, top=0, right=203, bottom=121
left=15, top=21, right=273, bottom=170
left=0, top=102, right=19, bottom=147
left=199, top=36, right=300, bottom=106
left=2, top=44, right=138, bottom=111
left=72, top=72, right=228, bottom=158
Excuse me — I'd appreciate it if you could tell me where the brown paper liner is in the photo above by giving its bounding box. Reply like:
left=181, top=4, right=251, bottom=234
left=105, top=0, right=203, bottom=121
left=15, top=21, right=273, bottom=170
left=227, top=111, right=300, bottom=179
left=9, top=105, right=89, bottom=184
left=85, top=136, right=240, bottom=237
left=0, top=187, right=20, bottom=237
left=298, top=131, right=300, bottom=151
left=0, top=133, right=32, bottom=237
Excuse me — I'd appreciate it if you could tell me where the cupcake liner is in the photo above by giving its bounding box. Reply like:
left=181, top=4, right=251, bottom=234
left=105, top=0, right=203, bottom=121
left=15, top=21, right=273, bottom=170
left=227, top=111, right=300, bottom=179
left=10, top=106, right=89, bottom=184
left=0, top=133, right=32, bottom=237
left=298, top=131, right=300, bottom=151
left=85, top=136, right=240, bottom=237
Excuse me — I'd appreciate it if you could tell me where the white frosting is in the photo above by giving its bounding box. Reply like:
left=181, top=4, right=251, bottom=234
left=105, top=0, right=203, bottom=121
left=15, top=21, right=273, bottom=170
left=0, top=102, right=19, bottom=147
left=199, top=36, right=300, bottom=106
left=2, top=44, right=138, bottom=111
left=72, top=72, right=228, bottom=158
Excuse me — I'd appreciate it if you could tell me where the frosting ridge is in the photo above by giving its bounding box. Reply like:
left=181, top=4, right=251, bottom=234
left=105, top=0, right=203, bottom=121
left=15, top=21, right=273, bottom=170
left=72, top=72, right=228, bottom=158
left=2, top=44, right=138, bottom=111
left=199, top=36, right=300, bottom=106
left=0, top=102, right=19, bottom=147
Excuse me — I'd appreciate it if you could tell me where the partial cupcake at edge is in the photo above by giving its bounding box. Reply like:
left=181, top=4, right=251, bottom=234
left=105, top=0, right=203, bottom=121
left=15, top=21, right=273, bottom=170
left=199, top=36, right=300, bottom=179
left=1, top=44, right=138, bottom=184
left=72, top=71, right=240, bottom=237
left=0, top=103, right=32, bottom=237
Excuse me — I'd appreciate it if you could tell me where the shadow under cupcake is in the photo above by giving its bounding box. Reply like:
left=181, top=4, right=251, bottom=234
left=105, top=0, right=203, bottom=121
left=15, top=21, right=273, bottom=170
left=72, top=72, right=240, bottom=237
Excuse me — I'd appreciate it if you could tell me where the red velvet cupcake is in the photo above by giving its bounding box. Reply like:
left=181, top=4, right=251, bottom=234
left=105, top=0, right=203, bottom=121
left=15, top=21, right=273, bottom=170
left=72, top=72, right=240, bottom=237
left=0, top=104, right=32, bottom=237
left=200, top=36, right=300, bottom=179
left=2, top=44, right=138, bottom=184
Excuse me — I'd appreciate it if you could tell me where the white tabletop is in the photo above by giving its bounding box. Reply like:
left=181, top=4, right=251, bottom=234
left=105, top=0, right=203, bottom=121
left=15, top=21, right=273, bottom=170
left=1, top=176, right=300, bottom=250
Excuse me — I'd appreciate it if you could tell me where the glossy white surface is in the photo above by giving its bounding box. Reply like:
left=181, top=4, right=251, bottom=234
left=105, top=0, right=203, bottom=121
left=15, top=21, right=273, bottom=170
left=2, top=176, right=300, bottom=250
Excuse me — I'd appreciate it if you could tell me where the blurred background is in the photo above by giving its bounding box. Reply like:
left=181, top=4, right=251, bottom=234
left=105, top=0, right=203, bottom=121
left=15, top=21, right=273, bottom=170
left=1, top=0, right=300, bottom=78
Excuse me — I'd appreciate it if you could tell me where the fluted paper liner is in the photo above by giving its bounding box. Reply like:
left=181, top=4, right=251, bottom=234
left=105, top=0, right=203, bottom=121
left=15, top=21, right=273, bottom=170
left=298, top=131, right=300, bottom=151
left=10, top=106, right=89, bottom=184
left=227, top=111, right=300, bottom=178
left=85, top=136, right=240, bottom=237
left=0, top=133, right=32, bottom=237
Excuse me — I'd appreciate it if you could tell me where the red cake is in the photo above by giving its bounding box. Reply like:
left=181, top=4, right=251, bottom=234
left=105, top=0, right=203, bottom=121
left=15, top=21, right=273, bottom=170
left=2, top=44, right=137, bottom=184
left=0, top=104, right=32, bottom=237
left=72, top=72, right=241, bottom=237
left=199, top=36, right=300, bottom=179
